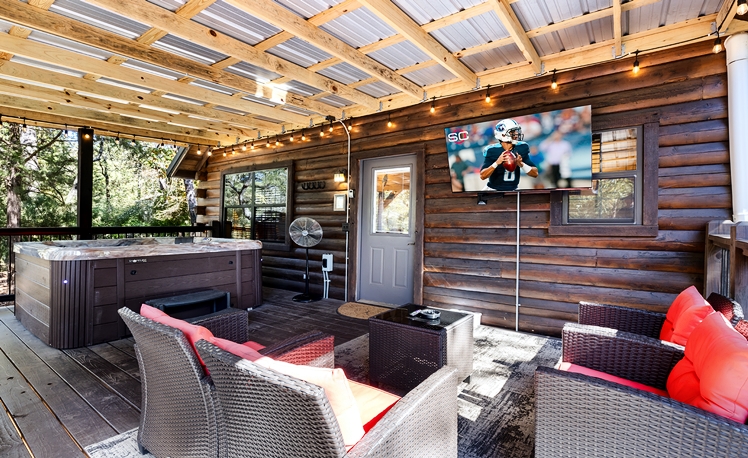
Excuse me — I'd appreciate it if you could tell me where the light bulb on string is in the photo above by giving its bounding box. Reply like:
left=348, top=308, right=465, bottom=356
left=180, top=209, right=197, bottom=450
left=738, top=0, right=748, bottom=16
left=275, top=135, right=280, bottom=146
left=160, top=139, right=164, bottom=147
left=551, top=70, right=558, bottom=89
left=348, top=118, right=353, bottom=131
left=251, top=141, right=255, bottom=150
left=320, top=124, right=324, bottom=137
left=207, top=148, right=212, bottom=157
left=485, top=85, right=491, bottom=103
left=387, top=114, right=392, bottom=128
left=241, top=143, right=247, bottom=151
left=713, top=32, right=723, bottom=53
left=22, top=118, right=27, bottom=132
left=329, top=122, right=333, bottom=133
left=430, top=97, right=435, bottom=113
left=632, top=50, right=640, bottom=74
left=289, top=132, right=294, bottom=142
left=266, top=137, right=270, bottom=147
left=301, top=130, right=306, bottom=141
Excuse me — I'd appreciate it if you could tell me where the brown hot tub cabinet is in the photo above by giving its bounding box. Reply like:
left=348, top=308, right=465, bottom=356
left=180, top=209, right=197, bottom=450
left=13, top=237, right=262, bottom=349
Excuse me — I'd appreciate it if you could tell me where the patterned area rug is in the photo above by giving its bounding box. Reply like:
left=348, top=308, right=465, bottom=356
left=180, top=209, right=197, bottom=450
left=86, top=326, right=561, bottom=458
left=337, top=301, right=390, bottom=320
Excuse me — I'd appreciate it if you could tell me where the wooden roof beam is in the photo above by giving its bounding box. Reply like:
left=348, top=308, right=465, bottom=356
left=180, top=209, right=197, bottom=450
left=356, top=0, right=476, bottom=87
left=87, top=0, right=380, bottom=110
left=222, top=0, right=423, bottom=100
left=717, top=0, right=739, bottom=33
left=613, top=0, right=622, bottom=57
left=489, top=0, right=542, bottom=75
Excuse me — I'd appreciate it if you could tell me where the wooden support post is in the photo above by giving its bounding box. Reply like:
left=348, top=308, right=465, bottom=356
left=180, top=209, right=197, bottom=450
left=77, top=127, right=94, bottom=240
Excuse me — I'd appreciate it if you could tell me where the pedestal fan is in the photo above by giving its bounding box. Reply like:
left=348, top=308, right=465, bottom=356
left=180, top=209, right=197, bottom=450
left=289, top=217, right=323, bottom=302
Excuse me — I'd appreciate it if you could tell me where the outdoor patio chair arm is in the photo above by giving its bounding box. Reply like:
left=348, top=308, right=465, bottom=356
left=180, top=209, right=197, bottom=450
left=563, top=322, right=684, bottom=390
left=187, top=307, right=248, bottom=343
left=534, top=366, right=748, bottom=458
left=259, top=330, right=335, bottom=368
left=347, top=366, right=459, bottom=458
left=578, top=301, right=666, bottom=338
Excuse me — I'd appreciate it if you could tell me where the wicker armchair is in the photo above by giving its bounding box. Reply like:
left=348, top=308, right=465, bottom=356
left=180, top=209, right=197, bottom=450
left=195, top=339, right=460, bottom=458
left=118, top=306, right=334, bottom=458
left=578, top=291, right=744, bottom=341
left=535, top=323, right=748, bottom=458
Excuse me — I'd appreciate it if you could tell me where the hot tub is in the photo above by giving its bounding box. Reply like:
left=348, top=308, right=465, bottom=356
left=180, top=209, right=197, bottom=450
left=14, top=237, right=262, bottom=348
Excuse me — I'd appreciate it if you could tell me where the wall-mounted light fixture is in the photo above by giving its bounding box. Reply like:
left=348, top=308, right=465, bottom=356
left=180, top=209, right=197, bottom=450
left=334, top=169, right=347, bottom=183
left=738, top=0, right=748, bottom=16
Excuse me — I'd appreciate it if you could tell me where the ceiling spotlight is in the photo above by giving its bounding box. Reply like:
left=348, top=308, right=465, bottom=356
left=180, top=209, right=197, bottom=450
left=713, top=32, right=723, bottom=54
left=485, top=84, right=491, bottom=103
left=738, top=0, right=748, bottom=16
left=632, top=50, right=640, bottom=74
left=551, top=70, right=558, bottom=89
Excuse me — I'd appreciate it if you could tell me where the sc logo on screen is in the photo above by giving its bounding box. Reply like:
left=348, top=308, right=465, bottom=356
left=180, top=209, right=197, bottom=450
left=446, top=130, right=469, bottom=143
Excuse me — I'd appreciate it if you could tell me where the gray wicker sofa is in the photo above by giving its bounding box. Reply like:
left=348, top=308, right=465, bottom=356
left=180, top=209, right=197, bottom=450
left=535, top=322, right=748, bottom=458
left=195, top=338, right=460, bottom=458
left=119, top=306, right=334, bottom=458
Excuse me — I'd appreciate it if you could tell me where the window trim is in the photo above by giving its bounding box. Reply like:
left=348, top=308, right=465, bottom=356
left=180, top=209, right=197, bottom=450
left=220, top=160, right=293, bottom=250
left=549, top=120, right=658, bottom=237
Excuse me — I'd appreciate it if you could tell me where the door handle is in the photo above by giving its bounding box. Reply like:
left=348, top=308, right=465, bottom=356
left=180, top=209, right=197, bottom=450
left=408, top=242, right=415, bottom=245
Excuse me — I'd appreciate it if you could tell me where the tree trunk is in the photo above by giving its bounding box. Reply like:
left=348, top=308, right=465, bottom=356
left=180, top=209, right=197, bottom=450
left=185, top=179, right=197, bottom=225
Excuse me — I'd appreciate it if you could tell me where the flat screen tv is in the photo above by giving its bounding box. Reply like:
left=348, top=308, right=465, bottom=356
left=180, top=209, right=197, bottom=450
left=445, top=105, right=592, bottom=192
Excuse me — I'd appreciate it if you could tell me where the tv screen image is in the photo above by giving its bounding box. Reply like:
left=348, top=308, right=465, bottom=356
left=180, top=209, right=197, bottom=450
left=445, top=105, right=592, bottom=192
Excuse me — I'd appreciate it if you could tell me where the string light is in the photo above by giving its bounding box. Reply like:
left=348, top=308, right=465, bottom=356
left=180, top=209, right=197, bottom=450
left=251, top=140, right=255, bottom=150
left=632, top=50, right=640, bottom=74
left=266, top=137, right=270, bottom=147
left=485, top=84, right=491, bottom=103
left=738, top=0, right=748, bottom=16
left=231, top=146, right=235, bottom=155
left=301, top=130, right=306, bottom=141
left=430, top=97, right=435, bottom=113
left=223, top=151, right=227, bottom=157
left=387, top=114, right=392, bottom=128
left=241, top=143, right=247, bottom=151
left=197, top=145, right=202, bottom=155
left=207, top=148, right=212, bottom=156
left=320, top=124, right=324, bottom=137
left=160, top=139, right=164, bottom=147
left=713, top=32, right=723, bottom=53
left=115, top=132, right=120, bottom=144
left=275, top=135, right=280, bottom=146
left=551, top=70, right=558, bottom=89
left=347, top=118, right=353, bottom=131
left=23, top=118, right=27, bottom=131
left=329, top=121, right=334, bottom=133
left=289, top=132, right=294, bottom=142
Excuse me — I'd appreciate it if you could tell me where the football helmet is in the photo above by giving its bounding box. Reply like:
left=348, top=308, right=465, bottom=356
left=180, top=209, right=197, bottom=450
left=494, top=119, right=524, bottom=141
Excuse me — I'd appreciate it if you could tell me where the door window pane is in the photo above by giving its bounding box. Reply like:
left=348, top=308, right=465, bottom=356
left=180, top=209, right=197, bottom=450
left=372, top=166, right=411, bottom=234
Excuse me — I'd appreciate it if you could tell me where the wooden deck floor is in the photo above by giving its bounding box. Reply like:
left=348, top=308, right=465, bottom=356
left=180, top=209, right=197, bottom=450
left=0, top=288, right=369, bottom=458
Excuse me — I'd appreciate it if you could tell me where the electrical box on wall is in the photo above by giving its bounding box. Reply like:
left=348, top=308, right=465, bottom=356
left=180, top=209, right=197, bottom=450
left=322, top=253, right=333, bottom=272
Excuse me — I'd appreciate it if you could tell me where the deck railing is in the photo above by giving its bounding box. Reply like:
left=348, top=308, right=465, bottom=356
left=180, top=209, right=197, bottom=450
left=0, top=226, right=209, bottom=301
left=705, top=220, right=748, bottom=314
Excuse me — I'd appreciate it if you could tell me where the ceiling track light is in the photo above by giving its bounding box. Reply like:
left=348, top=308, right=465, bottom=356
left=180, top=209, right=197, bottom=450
left=738, top=0, right=748, bottom=16
left=551, top=70, right=558, bottom=89
left=633, top=50, right=640, bottom=74
left=713, top=32, right=723, bottom=54
left=485, top=84, right=491, bottom=103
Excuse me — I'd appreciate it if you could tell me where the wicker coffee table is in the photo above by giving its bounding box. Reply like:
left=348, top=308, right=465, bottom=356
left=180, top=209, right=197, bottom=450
left=369, top=304, right=474, bottom=392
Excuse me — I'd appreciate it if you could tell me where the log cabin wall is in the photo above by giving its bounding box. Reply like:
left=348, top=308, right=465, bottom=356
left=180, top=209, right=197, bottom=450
left=196, top=42, right=731, bottom=336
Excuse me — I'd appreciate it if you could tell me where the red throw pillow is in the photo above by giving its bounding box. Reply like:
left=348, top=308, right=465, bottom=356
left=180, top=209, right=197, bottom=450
left=140, top=304, right=214, bottom=373
left=209, top=336, right=264, bottom=362
left=667, top=312, right=748, bottom=422
left=660, top=286, right=711, bottom=345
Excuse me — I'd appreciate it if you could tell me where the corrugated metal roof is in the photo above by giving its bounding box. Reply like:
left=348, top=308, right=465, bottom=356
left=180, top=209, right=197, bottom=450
left=192, top=1, right=281, bottom=45
left=368, top=41, right=430, bottom=70
left=392, top=0, right=485, bottom=25
left=50, top=0, right=151, bottom=39
left=120, top=59, right=185, bottom=80
left=152, top=34, right=229, bottom=65
left=316, top=94, right=354, bottom=108
left=226, top=62, right=284, bottom=84
left=356, top=81, right=400, bottom=98
left=275, top=0, right=339, bottom=18
left=626, top=0, right=721, bottom=34
left=321, top=8, right=396, bottom=48
left=318, top=62, right=371, bottom=85
left=241, top=94, right=278, bottom=107
left=266, top=37, right=332, bottom=67
left=284, top=80, right=324, bottom=97
left=145, top=0, right=183, bottom=13
left=430, top=11, right=507, bottom=53
left=189, top=79, right=237, bottom=95
left=0, top=18, right=13, bottom=34
left=460, top=45, right=524, bottom=72
left=513, top=0, right=610, bottom=31
left=402, top=64, right=456, bottom=87
left=163, top=93, right=207, bottom=105
left=281, top=104, right=317, bottom=116
left=28, top=30, right=113, bottom=60
left=0, top=71, right=66, bottom=92
left=214, top=105, right=249, bottom=116
left=97, top=77, right=154, bottom=94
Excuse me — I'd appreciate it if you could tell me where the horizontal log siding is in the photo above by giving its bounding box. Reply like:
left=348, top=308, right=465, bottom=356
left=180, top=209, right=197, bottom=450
left=197, top=43, right=730, bottom=336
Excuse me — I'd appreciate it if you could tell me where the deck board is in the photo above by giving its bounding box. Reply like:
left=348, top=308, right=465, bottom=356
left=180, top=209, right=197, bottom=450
left=0, top=288, right=369, bottom=455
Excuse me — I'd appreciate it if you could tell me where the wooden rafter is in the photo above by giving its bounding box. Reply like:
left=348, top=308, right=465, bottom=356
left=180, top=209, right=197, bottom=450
left=86, top=0, right=380, bottom=110
left=489, top=0, right=542, bottom=75
left=222, top=0, right=423, bottom=99
left=717, top=0, right=739, bottom=33
left=356, top=0, right=477, bottom=87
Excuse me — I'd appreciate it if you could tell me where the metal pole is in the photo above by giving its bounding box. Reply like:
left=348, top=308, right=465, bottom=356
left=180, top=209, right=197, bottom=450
left=338, top=120, right=351, bottom=301
left=725, top=33, right=748, bottom=222
left=515, top=191, right=520, bottom=332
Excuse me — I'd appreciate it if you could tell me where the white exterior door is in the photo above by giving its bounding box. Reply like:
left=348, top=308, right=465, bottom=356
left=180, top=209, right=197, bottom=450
left=358, top=155, right=416, bottom=305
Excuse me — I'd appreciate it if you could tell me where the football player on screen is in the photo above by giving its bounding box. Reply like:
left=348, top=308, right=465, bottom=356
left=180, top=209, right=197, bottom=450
left=479, top=119, right=538, bottom=191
